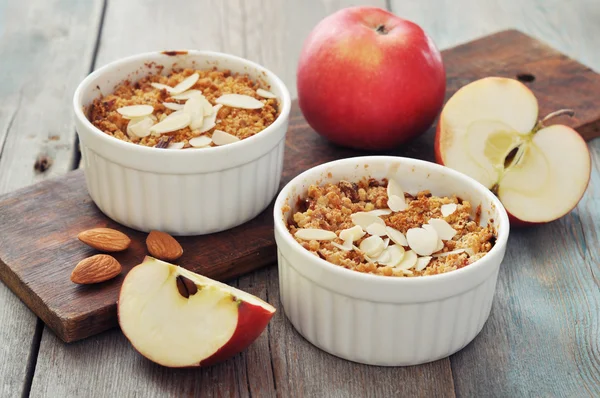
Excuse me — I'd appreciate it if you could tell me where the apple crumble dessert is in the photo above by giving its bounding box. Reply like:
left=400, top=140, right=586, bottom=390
left=88, top=68, right=279, bottom=149
left=284, top=178, right=496, bottom=277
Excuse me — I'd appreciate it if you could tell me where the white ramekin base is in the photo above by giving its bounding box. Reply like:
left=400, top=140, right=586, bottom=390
left=278, top=249, right=499, bottom=366
left=81, top=139, right=285, bottom=235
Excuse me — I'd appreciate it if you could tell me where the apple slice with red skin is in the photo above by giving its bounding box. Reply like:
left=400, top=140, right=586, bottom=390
left=435, top=77, right=591, bottom=226
left=118, top=256, right=275, bottom=368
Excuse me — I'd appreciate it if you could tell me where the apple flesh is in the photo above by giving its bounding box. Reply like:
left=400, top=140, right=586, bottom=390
left=297, top=6, right=445, bottom=150
left=435, top=77, right=591, bottom=225
left=118, top=256, right=275, bottom=367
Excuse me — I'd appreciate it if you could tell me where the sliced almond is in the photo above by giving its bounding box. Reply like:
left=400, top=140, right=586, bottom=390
left=146, top=230, right=183, bottom=261
left=366, top=209, right=392, bottom=217
left=117, top=105, right=154, bottom=118
left=364, top=253, right=375, bottom=263
left=433, top=249, right=466, bottom=258
left=256, top=88, right=277, bottom=99
left=295, top=228, right=337, bottom=241
left=382, top=238, right=390, bottom=249
left=171, top=73, right=200, bottom=94
left=428, top=219, right=457, bottom=241
left=183, top=96, right=205, bottom=130
left=71, top=254, right=122, bottom=284
left=383, top=244, right=405, bottom=267
left=163, top=102, right=184, bottom=111
left=212, top=129, right=240, bottom=146
left=372, top=248, right=391, bottom=264
left=78, top=228, right=131, bottom=252
left=396, top=249, right=418, bottom=270
left=388, top=195, right=407, bottom=212
left=435, top=238, right=444, bottom=252
left=151, top=83, right=176, bottom=92
left=406, top=227, right=438, bottom=256
left=385, top=226, right=408, bottom=246
left=351, top=212, right=385, bottom=229
left=422, top=224, right=440, bottom=242
left=127, top=116, right=155, bottom=138
left=415, top=256, right=432, bottom=271
left=441, top=203, right=458, bottom=217
left=387, top=179, right=404, bottom=197
left=331, top=241, right=351, bottom=251
left=198, top=96, right=213, bottom=116
left=216, top=93, right=264, bottom=109
left=359, top=236, right=385, bottom=257
left=150, top=112, right=191, bottom=135
left=339, top=225, right=365, bottom=242
left=167, top=142, right=185, bottom=150
left=171, top=89, right=204, bottom=101
left=198, top=104, right=222, bottom=133
left=189, top=135, right=212, bottom=148
left=387, top=179, right=407, bottom=212
left=366, top=223, right=387, bottom=237
left=465, top=247, right=475, bottom=256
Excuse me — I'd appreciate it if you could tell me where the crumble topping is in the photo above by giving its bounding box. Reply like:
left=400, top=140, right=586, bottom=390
left=284, top=178, right=496, bottom=277
left=88, top=68, right=279, bottom=148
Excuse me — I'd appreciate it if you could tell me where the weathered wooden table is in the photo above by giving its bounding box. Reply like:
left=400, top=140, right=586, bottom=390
left=0, top=1, right=598, bottom=396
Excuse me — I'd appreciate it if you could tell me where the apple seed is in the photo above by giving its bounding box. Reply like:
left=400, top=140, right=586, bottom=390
left=176, top=275, right=198, bottom=298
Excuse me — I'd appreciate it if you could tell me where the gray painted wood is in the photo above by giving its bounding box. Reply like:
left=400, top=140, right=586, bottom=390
left=35, top=1, right=464, bottom=397
left=3, top=0, right=599, bottom=396
left=263, top=265, right=456, bottom=398
left=0, top=0, right=104, bottom=396
left=389, top=0, right=600, bottom=395
left=451, top=140, right=600, bottom=397
left=390, top=0, right=600, bottom=72
left=93, top=0, right=386, bottom=99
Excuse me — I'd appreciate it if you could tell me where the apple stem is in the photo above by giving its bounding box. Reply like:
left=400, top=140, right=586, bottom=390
left=375, top=24, right=388, bottom=35
left=533, top=109, right=575, bottom=133
left=491, top=183, right=499, bottom=196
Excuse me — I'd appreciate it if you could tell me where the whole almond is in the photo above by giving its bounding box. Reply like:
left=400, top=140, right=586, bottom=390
left=78, top=228, right=131, bottom=252
left=71, top=254, right=122, bottom=284
left=146, top=230, right=183, bottom=261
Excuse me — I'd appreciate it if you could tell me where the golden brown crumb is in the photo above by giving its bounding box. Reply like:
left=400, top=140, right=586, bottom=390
left=286, top=178, right=496, bottom=278
left=88, top=68, right=279, bottom=148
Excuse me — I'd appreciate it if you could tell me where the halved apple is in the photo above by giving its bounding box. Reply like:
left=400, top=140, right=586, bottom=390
left=435, top=77, right=591, bottom=225
left=118, top=256, right=275, bottom=367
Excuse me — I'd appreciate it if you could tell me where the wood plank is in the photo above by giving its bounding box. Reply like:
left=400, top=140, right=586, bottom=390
left=28, top=273, right=274, bottom=398
left=7, top=28, right=600, bottom=345
left=0, top=172, right=278, bottom=342
left=449, top=141, right=600, bottom=396
left=92, top=0, right=386, bottom=99
left=264, top=265, right=455, bottom=397
left=35, top=1, right=455, bottom=397
left=0, top=0, right=104, bottom=395
left=440, top=31, right=600, bottom=142
left=24, top=1, right=599, bottom=396
left=389, top=0, right=600, bottom=72
left=9, top=29, right=600, bottom=342
left=388, top=2, right=600, bottom=395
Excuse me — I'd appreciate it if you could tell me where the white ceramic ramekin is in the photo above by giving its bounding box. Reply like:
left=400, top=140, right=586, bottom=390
left=274, top=156, right=509, bottom=366
left=74, top=51, right=291, bottom=235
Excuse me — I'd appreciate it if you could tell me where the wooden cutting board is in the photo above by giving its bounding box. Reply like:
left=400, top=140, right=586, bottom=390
left=1, top=30, right=599, bottom=343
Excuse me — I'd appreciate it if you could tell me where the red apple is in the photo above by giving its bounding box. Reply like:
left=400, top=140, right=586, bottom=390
left=297, top=6, right=445, bottom=150
left=435, top=77, right=591, bottom=226
left=118, top=256, right=275, bottom=367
